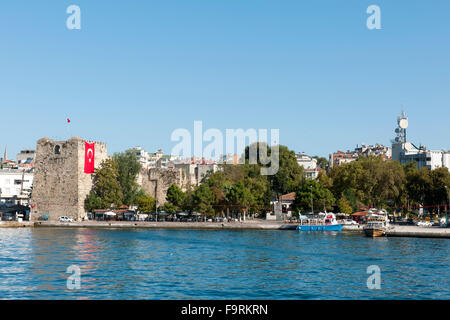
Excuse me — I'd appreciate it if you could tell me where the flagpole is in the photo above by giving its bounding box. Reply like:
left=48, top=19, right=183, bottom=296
left=67, top=118, right=71, bottom=139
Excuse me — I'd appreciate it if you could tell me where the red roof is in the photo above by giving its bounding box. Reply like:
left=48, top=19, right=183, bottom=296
left=351, top=211, right=368, bottom=216
left=281, top=192, right=296, bottom=201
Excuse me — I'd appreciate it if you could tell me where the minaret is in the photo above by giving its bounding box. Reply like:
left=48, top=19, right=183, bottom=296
left=3, top=145, right=7, bottom=161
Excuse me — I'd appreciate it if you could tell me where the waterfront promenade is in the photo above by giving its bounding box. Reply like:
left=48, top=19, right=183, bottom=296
left=1, top=220, right=449, bottom=238
left=33, top=220, right=287, bottom=230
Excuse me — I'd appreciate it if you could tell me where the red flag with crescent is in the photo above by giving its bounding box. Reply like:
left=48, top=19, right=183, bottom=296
left=84, top=142, right=95, bottom=174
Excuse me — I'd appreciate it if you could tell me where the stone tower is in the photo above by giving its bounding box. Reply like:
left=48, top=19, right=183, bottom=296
left=31, top=137, right=108, bottom=222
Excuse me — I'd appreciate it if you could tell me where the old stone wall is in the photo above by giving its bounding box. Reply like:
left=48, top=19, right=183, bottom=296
left=138, top=168, right=190, bottom=207
left=31, top=137, right=107, bottom=222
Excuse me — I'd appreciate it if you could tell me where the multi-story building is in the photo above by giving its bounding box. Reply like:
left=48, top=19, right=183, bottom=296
left=296, top=153, right=321, bottom=179
left=174, top=159, right=219, bottom=186
left=329, top=150, right=359, bottom=168
left=128, top=147, right=166, bottom=169
left=329, top=144, right=391, bottom=169
left=355, top=144, right=392, bottom=159
left=16, top=149, right=36, bottom=164
left=391, top=112, right=450, bottom=170
left=220, top=153, right=239, bottom=165
left=0, top=168, right=34, bottom=205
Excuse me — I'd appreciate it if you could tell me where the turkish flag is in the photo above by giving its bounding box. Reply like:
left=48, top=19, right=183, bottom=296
left=84, top=142, right=95, bottom=174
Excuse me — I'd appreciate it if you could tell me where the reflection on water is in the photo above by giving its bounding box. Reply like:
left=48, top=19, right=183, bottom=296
left=0, top=228, right=449, bottom=299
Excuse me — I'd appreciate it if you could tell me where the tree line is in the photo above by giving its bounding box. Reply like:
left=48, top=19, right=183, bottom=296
left=85, top=144, right=450, bottom=217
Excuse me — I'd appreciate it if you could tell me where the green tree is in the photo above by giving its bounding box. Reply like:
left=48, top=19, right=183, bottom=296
left=182, top=187, right=195, bottom=213
left=329, top=156, right=405, bottom=209
left=293, top=179, right=335, bottom=213
left=166, top=184, right=186, bottom=209
left=244, top=143, right=304, bottom=200
left=192, top=184, right=216, bottom=216
left=337, top=197, right=353, bottom=214
left=136, top=194, right=156, bottom=213
left=225, top=181, right=254, bottom=217
left=85, top=158, right=123, bottom=210
left=428, top=167, right=450, bottom=213
left=313, top=156, right=329, bottom=170
left=158, top=202, right=178, bottom=214
left=84, top=190, right=103, bottom=213
left=113, top=151, right=142, bottom=205
left=406, top=167, right=431, bottom=207
left=243, top=166, right=270, bottom=215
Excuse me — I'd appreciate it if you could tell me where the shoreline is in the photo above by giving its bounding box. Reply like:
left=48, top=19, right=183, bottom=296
left=33, top=220, right=291, bottom=230
left=1, top=221, right=449, bottom=238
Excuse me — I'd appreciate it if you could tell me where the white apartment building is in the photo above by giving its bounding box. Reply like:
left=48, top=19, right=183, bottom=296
left=0, top=169, right=34, bottom=205
left=393, top=142, right=450, bottom=170
left=296, top=153, right=320, bottom=179
left=391, top=112, right=450, bottom=171
left=129, top=147, right=165, bottom=169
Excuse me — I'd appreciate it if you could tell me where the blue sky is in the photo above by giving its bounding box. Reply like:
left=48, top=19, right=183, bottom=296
left=1, top=0, right=449, bottom=159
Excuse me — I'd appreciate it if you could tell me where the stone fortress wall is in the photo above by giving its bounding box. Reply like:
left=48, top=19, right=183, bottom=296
left=31, top=137, right=107, bottom=222
left=138, top=168, right=191, bottom=207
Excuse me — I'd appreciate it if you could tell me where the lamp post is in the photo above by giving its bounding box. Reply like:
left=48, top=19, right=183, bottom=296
left=446, top=186, right=449, bottom=227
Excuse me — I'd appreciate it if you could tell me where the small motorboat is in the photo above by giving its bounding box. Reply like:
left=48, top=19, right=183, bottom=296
left=297, top=213, right=343, bottom=231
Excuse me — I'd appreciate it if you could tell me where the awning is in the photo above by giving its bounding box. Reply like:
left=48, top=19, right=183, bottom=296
left=351, top=211, right=368, bottom=216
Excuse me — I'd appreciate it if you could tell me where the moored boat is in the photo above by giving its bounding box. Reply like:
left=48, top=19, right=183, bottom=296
left=363, top=209, right=390, bottom=237
left=297, top=213, right=343, bottom=231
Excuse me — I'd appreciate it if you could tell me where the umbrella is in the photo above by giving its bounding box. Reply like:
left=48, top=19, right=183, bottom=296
left=190, top=212, right=202, bottom=216
left=105, top=211, right=116, bottom=216
left=157, top=211, right=168, bottom=216
left=177, top=212, right=189, bottom=216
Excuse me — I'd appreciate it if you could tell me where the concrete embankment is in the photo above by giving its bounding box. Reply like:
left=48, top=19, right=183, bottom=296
left=4, top=221, right=449, bottom=238
left=387, top=225, right=450, bottom=239
left=31, top=221, right=365, bottom=231
left=0, top=221, right=33, bottom=228
left=34, top=220, right=287, bottom=230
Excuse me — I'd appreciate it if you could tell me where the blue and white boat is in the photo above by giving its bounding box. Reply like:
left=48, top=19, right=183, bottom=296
left=297, top=213, right=343, bottom=231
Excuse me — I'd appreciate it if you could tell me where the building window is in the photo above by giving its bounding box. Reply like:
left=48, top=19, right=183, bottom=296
left=55, top=145, right=61, bottom=155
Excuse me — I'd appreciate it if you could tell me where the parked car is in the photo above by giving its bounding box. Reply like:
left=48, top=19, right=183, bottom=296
left=59, top=216, right=74, bottom=223
left=417, top=221, right=432, bottom=227
left=343, top=219, right=358, bottom=226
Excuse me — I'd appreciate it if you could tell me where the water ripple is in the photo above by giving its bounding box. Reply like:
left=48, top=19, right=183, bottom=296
left=0, top=228, right=448, bottom=299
